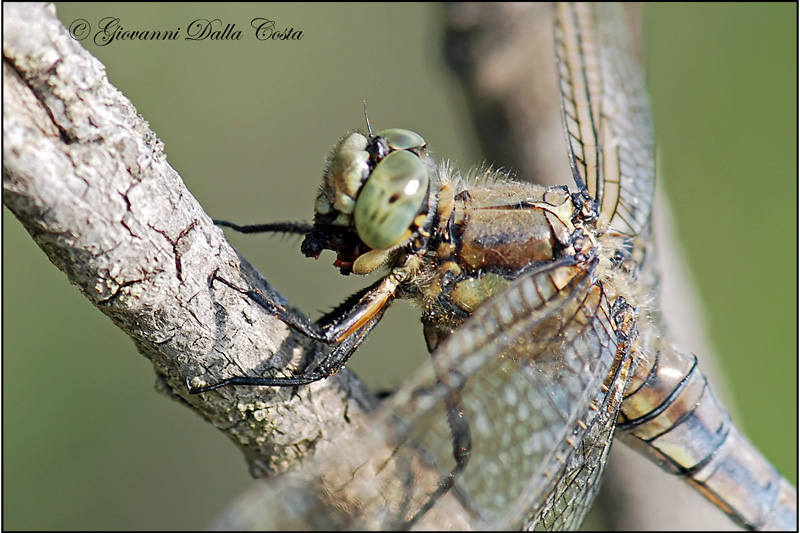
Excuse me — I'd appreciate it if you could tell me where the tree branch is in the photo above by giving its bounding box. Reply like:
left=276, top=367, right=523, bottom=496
left=3, top=1, right=376, bottom=480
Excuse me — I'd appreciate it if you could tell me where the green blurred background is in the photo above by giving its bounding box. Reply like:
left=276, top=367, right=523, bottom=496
left=4, top=3, right=795, bottom=530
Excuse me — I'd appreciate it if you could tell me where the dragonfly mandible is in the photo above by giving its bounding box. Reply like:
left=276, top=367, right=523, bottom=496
left=188, top=3, right=796, bottom=530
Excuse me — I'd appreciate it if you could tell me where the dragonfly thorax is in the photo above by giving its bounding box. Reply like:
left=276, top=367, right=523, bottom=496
left=412, top=176, right=587, bottom=330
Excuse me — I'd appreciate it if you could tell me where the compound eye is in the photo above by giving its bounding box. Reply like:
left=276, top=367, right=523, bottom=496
left=377, top=129, right=426, bottom=152
left=326, top=133, right=370, bottom=215
left=354, top=150, right=428, bottom=250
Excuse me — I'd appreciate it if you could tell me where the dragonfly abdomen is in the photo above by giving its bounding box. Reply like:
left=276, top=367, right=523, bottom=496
left=616, top=339, right=797, bottom=530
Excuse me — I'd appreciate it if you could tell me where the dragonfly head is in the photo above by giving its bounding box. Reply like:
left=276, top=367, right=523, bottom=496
left=302, top=128, right=433, bottom=275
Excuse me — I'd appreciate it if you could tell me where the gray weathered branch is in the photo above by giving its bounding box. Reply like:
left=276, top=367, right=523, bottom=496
left=3, top=1, right=375, bottom=480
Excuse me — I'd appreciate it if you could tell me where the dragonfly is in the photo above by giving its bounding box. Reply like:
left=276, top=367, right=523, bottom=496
left=189, top=3, right=796, bottom=530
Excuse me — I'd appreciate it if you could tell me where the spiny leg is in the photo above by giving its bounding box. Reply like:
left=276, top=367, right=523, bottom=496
left=187, top=315, right=381, bottom=393
left=188, top=273, right=394, bottom=393
left=213, top=219, right=312, bottom=235
left=189, top=218, right=373, bottom=391
left=189, top=235, right=405, bottom=393
left=404, top=378, right=473, bottom=529
left=401, top=328, right=476, bottom=528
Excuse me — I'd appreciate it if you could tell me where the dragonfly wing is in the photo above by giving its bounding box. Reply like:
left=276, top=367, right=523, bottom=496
left=208, top=259, right=630, bottom=530
left=554, top=3, right=655, bottom=239
left=410, top=273, right=632, bottom=530
left=402, top=261, right=632, bottom=530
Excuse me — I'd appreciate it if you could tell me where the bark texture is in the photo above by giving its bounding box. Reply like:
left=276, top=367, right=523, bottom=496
left=3, top=1, right=376, bottom=481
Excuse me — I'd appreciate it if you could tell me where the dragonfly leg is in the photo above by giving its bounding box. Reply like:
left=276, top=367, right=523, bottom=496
left=211, top=274, right=328, bottom=342
left=400, top=328, right=476, bottom=528
left=212, top=218, right=313, bottom=235
left=374, top=380, right=473, bottom=523
left=186, top=318, right=380, bottom=393
left=441, top=383, right=472, bottom=495
left=209, top=218, right=327, bottom=341
left=401, top=380, right=474, bottom=529
left=188, top=270, right=397, bottom=393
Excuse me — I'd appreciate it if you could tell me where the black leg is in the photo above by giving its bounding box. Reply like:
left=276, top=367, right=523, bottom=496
left=212, top=275, right=328, bottom=342
left=187, top=306, right=386, bottom=393
left=213, top=219, right=312, bottom=235
left=404, top=326, right=476, bottom=528
left=189, top=273, right=395, bottom=393
left=404, top=382, right=473, bottom=529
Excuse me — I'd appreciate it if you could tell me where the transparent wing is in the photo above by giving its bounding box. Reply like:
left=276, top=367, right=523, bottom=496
left=554, top=3, right=655, bottom=238
left=377, top=260, right=627, bottom=530
left=211, top=258, right=630, bottom=530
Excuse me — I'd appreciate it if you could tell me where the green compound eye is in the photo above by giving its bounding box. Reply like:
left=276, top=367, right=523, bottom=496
left=377, top=128, right=426, bottom=152
left=354, top=150, right=429, bottom=250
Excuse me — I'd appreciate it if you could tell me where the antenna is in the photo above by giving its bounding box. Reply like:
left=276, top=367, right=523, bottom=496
left=363, top=101, right=373, bottom=136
